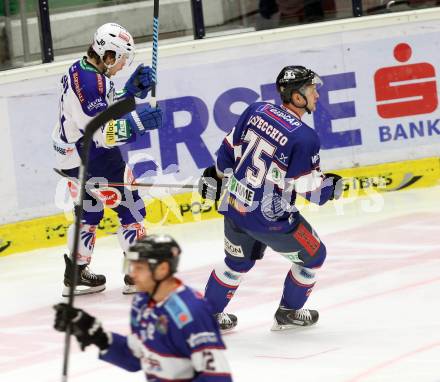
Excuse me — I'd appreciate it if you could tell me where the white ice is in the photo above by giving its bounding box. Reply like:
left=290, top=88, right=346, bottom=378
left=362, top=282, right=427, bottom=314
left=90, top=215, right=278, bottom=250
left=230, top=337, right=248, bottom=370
left=1, top=186, right=440, bottom=382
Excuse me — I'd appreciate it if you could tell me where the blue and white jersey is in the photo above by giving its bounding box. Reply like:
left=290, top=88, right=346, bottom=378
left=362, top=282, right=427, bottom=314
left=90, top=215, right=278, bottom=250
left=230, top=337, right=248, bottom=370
left=100, top=281, right=232, bottom=382
left=52, top=58, right=126, bottom=169
left=216, top=101, right=333, bottom=233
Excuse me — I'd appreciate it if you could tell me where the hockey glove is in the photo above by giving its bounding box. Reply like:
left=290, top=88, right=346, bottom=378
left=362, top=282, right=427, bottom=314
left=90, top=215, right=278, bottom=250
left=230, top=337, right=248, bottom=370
left=198, top=166, right=223, bottom=201
left=53, top=303, right=110, bottom=351
left=126, top=103, right=162, bottom=135
left=125, top=64, right=153, bottom=99
left=324, top=173, right=344, bottom=200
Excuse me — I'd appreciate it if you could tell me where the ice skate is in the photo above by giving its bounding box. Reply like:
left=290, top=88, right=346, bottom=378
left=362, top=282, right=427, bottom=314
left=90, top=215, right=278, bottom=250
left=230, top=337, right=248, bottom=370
left=122, top=274, right=137, bottom=295
left=214, top=312, right=238, bottom=332
left=62, top=254, right=106, bottom=297
left=271, top=306, right=319, bottom=331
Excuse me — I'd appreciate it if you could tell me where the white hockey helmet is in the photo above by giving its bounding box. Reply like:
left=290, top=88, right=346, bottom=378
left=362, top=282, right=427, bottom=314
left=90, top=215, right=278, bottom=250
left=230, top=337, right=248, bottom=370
left=92, top=23, right=135, bottom=68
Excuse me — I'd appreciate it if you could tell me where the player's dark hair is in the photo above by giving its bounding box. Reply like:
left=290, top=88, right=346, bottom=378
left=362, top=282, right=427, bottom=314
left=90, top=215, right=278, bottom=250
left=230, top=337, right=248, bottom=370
left=86, top=45, right=116, bottom=65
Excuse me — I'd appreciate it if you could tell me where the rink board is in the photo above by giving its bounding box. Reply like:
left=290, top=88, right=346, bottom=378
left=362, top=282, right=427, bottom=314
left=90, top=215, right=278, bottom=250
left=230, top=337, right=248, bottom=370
left=0, top=157, right=438, bottom=257
left=2, top=9, right=440, bottom=225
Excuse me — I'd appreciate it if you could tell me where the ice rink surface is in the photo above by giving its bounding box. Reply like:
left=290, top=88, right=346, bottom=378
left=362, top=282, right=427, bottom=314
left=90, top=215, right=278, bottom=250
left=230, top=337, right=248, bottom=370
left=1, top=186, right=439, bottom=382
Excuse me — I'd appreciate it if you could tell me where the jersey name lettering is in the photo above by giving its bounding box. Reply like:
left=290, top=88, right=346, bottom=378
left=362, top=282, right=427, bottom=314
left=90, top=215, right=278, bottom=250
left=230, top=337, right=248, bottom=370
left=247, top=114, right=288, bottom=146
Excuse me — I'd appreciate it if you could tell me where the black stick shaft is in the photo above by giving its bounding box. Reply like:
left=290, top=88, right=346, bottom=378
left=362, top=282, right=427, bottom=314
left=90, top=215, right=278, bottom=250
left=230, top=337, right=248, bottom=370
left=61, top=98, right=135, bottom=382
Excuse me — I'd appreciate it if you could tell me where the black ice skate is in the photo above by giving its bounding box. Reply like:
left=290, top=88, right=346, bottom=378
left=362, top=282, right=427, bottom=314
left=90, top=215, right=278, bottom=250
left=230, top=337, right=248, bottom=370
left=271, top=306, right=319, bottom=331
left=214, top=312, right=238, bottom=332
left=122, top=274, right=137, bottom=295
left=62, top=254, right=106, bottom=297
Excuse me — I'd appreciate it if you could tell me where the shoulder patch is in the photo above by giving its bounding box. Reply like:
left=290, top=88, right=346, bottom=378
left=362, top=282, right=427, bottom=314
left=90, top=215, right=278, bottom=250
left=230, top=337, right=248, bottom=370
left=164, top=293, right=193, bottom=329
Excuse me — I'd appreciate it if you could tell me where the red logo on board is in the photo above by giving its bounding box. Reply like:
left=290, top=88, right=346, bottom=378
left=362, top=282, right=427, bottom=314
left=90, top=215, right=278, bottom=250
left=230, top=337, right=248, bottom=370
left=374, top=43, right=437, bottom=118
left=91, top=187, right=122, bottom=208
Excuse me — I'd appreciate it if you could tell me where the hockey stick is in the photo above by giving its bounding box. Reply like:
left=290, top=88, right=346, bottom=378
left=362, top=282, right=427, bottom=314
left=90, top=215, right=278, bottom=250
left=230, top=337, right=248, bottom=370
left=61, top=97, right=135, bottom=382
left=54, top=167, right=196, bottom=189
left=150, top=0, right=159, bottom=107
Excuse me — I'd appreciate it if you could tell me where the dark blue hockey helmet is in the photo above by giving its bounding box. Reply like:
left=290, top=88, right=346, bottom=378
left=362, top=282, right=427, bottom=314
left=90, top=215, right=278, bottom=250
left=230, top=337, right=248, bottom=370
left=126, top=234, right=181, bottom=275
left=276, top=66, right=322, bottom=104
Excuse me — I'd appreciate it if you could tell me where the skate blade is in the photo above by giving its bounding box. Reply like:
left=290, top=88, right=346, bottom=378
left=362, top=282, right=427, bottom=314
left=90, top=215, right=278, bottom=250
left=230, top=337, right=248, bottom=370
left=271, top=320, right=304, bottom=331
left=270, top=319, right=317, bottom=331
left=122, top=285, right=137, bottom=295
left=62, top=284, right=106, bottom=297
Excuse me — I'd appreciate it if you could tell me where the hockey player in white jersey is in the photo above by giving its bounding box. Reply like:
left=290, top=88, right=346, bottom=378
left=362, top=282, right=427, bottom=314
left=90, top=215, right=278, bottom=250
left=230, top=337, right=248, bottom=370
left=52, top=23, right=162, bottom=296
left=54, top=235, right=233, bottom=382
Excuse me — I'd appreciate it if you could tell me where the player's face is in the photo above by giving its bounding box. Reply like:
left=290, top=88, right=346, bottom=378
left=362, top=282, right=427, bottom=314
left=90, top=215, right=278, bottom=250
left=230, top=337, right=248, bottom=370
left=303, top=84, right=319, bottom=112
left=129, top=261, right=156, bottom=293
left=106, top=55, right=128, bottom=77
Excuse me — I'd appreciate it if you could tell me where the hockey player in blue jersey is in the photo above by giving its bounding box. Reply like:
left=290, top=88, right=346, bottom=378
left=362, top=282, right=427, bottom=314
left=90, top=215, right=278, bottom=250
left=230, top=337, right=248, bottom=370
left=54, top=235, right=233, bottom=382
left=52, top=23, right=162, bottom=296
left=198, top=65, right=343, bottom=331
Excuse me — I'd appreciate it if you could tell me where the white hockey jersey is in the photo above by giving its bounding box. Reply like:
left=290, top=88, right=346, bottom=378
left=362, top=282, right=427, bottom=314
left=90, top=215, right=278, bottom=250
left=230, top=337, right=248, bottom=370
left=52, top=58, right=124, bottom=169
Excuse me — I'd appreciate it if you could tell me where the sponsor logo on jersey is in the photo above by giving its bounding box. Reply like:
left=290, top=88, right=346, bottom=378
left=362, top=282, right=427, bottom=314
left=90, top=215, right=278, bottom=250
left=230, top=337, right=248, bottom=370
left=187, top=332, right=218, bottom=348
left=267, top=162, right=286, bottom=187
left=96, top=74, right=105, bottom=95
left=87, top=97, right=106, bottom=112
left=228, top=176, right=254, bottom=205
left=271, top=167, right=282, bottom=182
left=247, top=113, right=288, bottom=146
left=164, top=294, right=193, bottom=329
left=72, top=72, right=85, bottom=103
left=227, top=195, right=248, bottom=215
left=53, top=142, right=75, bottom=156
left=224, top=238, right=244, bottom=257
left=258, top=104, right=301, bottom=132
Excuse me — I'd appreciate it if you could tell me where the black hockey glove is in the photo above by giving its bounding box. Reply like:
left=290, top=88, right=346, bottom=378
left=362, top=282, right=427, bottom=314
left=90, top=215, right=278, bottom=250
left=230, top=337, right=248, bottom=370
left=324, top=173, right=344, bottom=200
left=198, top=166, right=224, bottom=201
left=53, top=303, right=110, bottom=351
